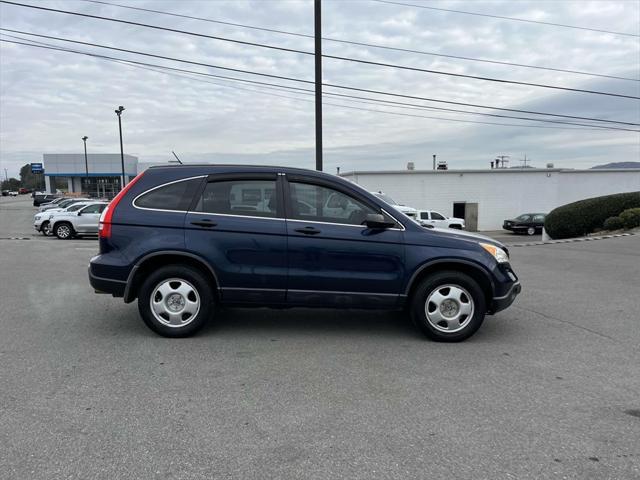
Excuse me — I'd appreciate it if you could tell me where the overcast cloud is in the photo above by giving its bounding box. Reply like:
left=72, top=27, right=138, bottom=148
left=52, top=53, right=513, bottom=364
left=0, top=0, right=639, bottom=178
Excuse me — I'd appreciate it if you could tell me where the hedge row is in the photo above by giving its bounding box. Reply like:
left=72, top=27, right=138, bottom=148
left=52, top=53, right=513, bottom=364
left=544, top=191, right=640, bottom=239
left=603, top=207, right=640, bottom=231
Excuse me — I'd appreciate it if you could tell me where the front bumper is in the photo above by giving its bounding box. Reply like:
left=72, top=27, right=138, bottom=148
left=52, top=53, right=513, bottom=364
left=490, top=281, right=521, bottom=313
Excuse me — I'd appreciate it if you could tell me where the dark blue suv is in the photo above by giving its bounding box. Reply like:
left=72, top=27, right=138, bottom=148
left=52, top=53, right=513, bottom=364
left=89, top=165, right=520, bottom=341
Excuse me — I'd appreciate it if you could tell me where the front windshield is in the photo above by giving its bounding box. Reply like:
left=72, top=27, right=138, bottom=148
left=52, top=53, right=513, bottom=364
left=374, top=193, right=397, bottom=205
left=516, top=214, right=531, bottom=221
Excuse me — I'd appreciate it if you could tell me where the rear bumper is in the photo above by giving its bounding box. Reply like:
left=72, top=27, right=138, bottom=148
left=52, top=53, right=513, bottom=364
left=88, top=265, right=126, bottom=297
left=490, top=281, right=521, bottom=314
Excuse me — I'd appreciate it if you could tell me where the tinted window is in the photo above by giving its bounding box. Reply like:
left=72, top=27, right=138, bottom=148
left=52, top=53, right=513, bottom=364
left=66, top=203, right=86, bottom=212
left=516, top=214, right=531, bottom=222
left=533, top=214, right=545, bottom=223
left=431, top=212, right=446, bottom=220
left=289, top=182, right=377, bottom=225
left=58, top=199, right=75, bottom=208
left=420, top=212, right=429, bottom=220
left=135, top=178, right=201, bottom=211
left=195, top=180, right=278, bottom=218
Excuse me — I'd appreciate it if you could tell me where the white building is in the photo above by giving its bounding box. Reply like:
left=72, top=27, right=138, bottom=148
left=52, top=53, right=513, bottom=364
left=341, top=168, right=640, bottom=231
left=43, top=153, right=138, bottom=197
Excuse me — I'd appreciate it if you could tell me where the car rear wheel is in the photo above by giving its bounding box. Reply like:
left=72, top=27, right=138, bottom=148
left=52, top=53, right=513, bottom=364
left=411, top=271, right=486, bottom=342
left=138, top=265, right=214, bottom=337
left=526, top=227, right=536, bottom=236
left=54, top=222, right=74, bottom=239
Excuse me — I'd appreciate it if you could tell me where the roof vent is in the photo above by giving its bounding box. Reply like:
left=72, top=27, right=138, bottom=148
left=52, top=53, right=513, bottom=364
left=407, top=162, right=415, bottom=171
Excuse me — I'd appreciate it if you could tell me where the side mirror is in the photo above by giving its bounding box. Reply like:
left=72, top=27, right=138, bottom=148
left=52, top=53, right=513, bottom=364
left=77, top=211, right=82, bottom=216
left=365, top=213, right=395, bottom=229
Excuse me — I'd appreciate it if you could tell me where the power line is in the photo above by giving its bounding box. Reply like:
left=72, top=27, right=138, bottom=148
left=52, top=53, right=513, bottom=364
left=78, top=0, right=639, bottom=82
left=1, top=1, right=637, bottom=99
left=372, top=0, right=640, bottom=38
left=0, top=35, right=627, bottom=133
left=2, top=28, right=637, bottom=128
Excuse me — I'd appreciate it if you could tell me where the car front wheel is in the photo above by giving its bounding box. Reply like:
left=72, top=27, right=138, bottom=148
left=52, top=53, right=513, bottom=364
left=411, top=271, right=486, bottom=342
left=138, top=265, right=214, bottom=337
left=41, top=221, right=50, bottom=235
left=526, top=227, right=536, bottom=235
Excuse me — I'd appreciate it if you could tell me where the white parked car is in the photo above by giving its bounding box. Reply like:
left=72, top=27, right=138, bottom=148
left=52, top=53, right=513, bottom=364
left=34, top=201, right=95, bottom=235
left=9, top=191, right=18, bottom=197
left=417, top=210, right=465, bottom=230
left=39, top=197, right=89, bottom=212
left=370, top=191, right=418, bottom=219
left=50, top=202, right=108, bottom=239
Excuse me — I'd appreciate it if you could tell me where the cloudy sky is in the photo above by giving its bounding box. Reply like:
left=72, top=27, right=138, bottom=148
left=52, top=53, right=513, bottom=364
left=0, top=0, right=638, bottom=178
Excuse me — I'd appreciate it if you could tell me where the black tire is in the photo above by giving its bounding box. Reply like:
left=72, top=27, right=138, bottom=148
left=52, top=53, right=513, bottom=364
left=40, top=221, right=50, bottom=236
left=137, top=264, right=214, bottom=337
left=54, top=222, right=74, bottom=239
left=526, top=226, right=536, bottom=236
left=410, top=270, right=486, bottom=342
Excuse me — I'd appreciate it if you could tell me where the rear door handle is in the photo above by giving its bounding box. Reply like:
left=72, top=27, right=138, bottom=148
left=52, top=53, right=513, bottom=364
left=190, top=220, right=217, bottom=228
left=294, top=226, right=321, bottom=235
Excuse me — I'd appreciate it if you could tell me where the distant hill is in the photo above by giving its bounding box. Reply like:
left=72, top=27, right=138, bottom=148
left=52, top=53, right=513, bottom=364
left=591, top=162, right=640, bottom=169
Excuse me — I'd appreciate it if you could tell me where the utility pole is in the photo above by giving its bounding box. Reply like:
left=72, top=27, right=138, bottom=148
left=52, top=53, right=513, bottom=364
left=314, top=0, right=323, bottom=171
left=520, top=154, right=531, bottom=167
left=82, top=136, right=89, bottom=194
left=115, top=105, right=126, bottom=189
left=495, top=155, right=510, bottom=168
left=432, top=154, right=436, bottom=170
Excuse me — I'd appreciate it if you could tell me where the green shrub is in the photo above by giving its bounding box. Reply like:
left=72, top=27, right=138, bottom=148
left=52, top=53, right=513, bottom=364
left=544, top=191, right=640, bottom=239
left=620, top=207, right=640, bottom=229
left=603, top=216, right=624, bottom=231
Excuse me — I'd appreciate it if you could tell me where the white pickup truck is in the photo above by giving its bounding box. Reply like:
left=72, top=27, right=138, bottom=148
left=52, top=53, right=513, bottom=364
left=417, top=210, right=465, bottom=229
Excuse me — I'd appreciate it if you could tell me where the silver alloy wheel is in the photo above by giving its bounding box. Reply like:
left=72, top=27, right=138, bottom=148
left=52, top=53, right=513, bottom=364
left=41, top=221, right=50, bottom=235
left=424, top=284, right=475, bottom=333
left=56, top=224, right=71, bottom=238
left=150, top=278, right=201, bottom=328
left=527, top=227, right=536, bottom=235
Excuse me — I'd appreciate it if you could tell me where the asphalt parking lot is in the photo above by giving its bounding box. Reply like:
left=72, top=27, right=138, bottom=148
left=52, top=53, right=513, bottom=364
left=1, top=195, right=638, bottom=480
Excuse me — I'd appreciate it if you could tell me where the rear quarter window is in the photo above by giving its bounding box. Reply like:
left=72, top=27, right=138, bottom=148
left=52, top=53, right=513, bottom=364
left=134, top=178, right=202, bottom=211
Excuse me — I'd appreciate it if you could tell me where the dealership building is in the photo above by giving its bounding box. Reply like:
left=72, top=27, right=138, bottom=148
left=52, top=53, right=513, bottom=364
left=42, top=153, right=138, bottom=197
left=341, top=167, right=640, bottom=231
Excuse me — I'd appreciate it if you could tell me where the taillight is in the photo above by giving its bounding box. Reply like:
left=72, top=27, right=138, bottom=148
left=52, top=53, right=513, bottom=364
left=99, top=172, right=145, bottom=239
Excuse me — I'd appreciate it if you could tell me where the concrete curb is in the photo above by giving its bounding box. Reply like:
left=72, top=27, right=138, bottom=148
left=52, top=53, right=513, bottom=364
left=510, top=232, right=634, bottom=247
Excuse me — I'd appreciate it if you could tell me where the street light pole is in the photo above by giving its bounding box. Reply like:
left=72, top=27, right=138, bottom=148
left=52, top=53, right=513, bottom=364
left=314, top=0, right=323, bottom=172
left=115, top=106, right=126, bottom=189
left=82, top=136, right=89, bottom=194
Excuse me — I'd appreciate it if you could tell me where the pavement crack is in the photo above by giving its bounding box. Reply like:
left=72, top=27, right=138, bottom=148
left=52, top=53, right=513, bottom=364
left=513, top=305, right=624, bottom=345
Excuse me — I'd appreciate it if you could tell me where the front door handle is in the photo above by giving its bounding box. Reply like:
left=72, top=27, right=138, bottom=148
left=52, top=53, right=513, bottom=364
left=191, top=220, right=217, bottom=228
left=294, top=226, right=321, bottom=235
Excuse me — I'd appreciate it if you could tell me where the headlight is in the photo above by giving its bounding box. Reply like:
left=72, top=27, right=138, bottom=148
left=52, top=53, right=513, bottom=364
left=35, top=215, right=41, bottom=220
left=480, top=242, right=509, bottom=263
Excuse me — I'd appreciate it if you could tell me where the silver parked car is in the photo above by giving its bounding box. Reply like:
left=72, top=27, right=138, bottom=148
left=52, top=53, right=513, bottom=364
left=39, top=197, right=90, bottom=212
left=34, top=201, right=96, bottom=236
left=50, top=202, right=108, bottom=239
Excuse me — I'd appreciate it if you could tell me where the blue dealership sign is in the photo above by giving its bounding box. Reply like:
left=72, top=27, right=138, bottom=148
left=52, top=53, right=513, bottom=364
left=31, top=162, right=44, bottom=174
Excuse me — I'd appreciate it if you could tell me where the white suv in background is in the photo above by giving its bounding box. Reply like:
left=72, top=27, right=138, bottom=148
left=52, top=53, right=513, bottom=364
left=370, top=191, right=418, bottom=219
left=50, top=202, right=108, bottom=239
left=417, top=210, right=465, bottom=229
left=34, top=201, right=94, bottom=235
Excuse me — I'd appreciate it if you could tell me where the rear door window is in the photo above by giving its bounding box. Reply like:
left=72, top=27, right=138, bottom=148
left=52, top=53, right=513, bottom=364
left=134, top=178, right=202, bottom=211
left=194, top=180, right=279, bottom=218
